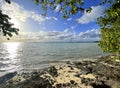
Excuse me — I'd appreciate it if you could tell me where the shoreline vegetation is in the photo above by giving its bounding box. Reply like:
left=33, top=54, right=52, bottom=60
left=0, top=56, right=120, bottom=88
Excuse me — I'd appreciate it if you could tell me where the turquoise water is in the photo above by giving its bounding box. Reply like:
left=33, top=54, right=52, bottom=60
left=0, top=42, right=104, bottom=76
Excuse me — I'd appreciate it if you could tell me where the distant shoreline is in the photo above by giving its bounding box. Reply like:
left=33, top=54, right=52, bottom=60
left=0, top=40, right=99, bottom=43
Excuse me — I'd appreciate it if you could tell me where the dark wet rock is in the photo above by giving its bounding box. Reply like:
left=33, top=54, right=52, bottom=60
left=56, top=83, right=62, bottom=88
left=31, top=74, right=40, bottom=80
left=70, top=80, right=75, bottom=84
left=74, top=61, right=95, bottom=74
left=0, top=56, right=120, bottom=88
left=87, top=67, right=93, bottom=73
left=67, top=83, right=71, bottom=86
left=91, top=82, right=111, bottom=88
left=92, top=61, right=120, bottom=82
left=32, top=71, right=38, bottom=75
left=54, top=82, right=79, bottom=88
left=75, top=57, right=120, bottom=88
left=48, top=66, right=58, bottom=77
left=66, top=61, right=74, bottom=65
left=81, top=77, right=111, bottom=88
left=68, top=65, right=74, bottom=70
left=62, top=83, right=66, bottom=87
left=59, top=67, right=63, bottom=70
left=74, top=72, right=82, bottom=77
left=0, top=72, right=17, bottom=84
left=31, top=78, right=52, bottom=88
left=81, top=77, right=89, bottom=85
left=18, top=77, right=52, bottom=88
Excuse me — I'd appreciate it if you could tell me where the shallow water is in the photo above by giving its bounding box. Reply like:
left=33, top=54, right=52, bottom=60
left=0, top=42, right=104, bottom=76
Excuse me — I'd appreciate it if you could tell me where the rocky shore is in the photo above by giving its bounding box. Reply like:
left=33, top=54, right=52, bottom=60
left=0, top=56, right=120, bottom=88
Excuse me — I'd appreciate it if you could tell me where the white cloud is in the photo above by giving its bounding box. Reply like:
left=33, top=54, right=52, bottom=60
left=1, top=2, right=57, bottom=24
left=10, top=29, right=100, bottom=42
left=52, top=17, right=58, bottom=21
left=79, top=29, right=100, bottom=40
left=65, top=25, right=77, bottom=31
left=55, top=4, right=61, bottom=12
left=36, top=30, right=74, bottom=40
left=71, top=26, right=76, bottom=30
left=77, top=6, right=105, bottom=24
left=1, top=2, right=29, bottom=22
left=67, top=18, right=72, bottom=21
left=11, top=30, right=75, bottom=41
left=0, top=28, right=100, bottom=41
left=64, top=29, right=69, bottom=33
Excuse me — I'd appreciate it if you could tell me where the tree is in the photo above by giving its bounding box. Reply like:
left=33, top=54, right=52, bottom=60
left=33, top=0, right=119, bottom=59
left=0, top=0, right=112, bottom=39
left=0, top=10, right=19, bottom=40
left=33, top=0, right=113, bottom=18
left=97, top=0, right=120, bottom=59
left=0, top=0, right=19, bottom=40
left=33, top=0, right=85, bottom=18
left=1, top=0, right=119, bottom=59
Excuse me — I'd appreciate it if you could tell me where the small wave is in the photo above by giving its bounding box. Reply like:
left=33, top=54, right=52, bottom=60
left=0, top=58, right=10, bottom=61
left=35, top=60, right=66, bottom=65
left=0, top=62, right=7, bottom=67
left=0, top=58, right=4, bottom=61
left=0, top=70, right=6, bottom=72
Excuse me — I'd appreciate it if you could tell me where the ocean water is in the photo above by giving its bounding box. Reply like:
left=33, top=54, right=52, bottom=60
left=0, top=42, right=104, bottom=76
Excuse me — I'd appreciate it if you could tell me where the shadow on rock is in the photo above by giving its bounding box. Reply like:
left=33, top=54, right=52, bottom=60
left=91, top=83, right=111, bottom=88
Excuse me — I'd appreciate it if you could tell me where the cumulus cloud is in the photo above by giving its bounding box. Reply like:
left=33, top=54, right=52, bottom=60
left=35, top=30, right=75, bottom=40
left=79, top=29, right=100, bottom=40
left=0, top=28, right=100, bottom=42
left=1, top=2, right=57, bottom=24
left=1, top=2, right=29, bottom=22
left=77, top=6, right=105, bottom=24
left=10, top=29, right=100, bottom=42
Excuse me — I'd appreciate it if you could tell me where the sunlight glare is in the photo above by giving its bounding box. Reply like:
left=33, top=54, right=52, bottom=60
left=10, top=18, right=20, bottom=28
left=3, top=42, right=20, bottom=59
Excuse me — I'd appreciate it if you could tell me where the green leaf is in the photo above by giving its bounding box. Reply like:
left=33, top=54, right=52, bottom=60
left=5, top=0, right=11, bottom=4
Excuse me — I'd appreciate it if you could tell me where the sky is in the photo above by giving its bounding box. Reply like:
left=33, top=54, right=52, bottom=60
left=0, top=0, right=107, bottom=42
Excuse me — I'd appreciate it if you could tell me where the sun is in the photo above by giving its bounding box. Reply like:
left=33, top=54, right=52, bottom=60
left=10, top=17, right=20, bottom=28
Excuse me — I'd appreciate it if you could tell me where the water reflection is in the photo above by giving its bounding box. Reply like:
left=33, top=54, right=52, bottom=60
left=3, top=42, right=20, bottom=59
left=1, top=42, right=21, bottom=73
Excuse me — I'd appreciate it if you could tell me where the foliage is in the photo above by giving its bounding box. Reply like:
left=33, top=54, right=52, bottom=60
left=0, top=0, right=19, bottom=40
left=98, top=0, right=120, bottom=57
left=5, top=0, right=11, bottom=4
left=34, top=0, right=85, bottom=18
left=0, top=0, right=117, bottom=45
left=33, top=0, right=113, bottom=18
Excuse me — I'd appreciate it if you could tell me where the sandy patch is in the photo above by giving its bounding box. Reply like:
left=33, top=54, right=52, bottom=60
left=55, top=65, right=80, bottom=84
left=40, top=64, right=94, bottom=88
left=80, top=74, right=95, bottom=79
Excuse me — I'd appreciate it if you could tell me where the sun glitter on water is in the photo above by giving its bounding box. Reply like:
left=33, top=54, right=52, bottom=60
left=3, top=42, right=20, bottom=59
